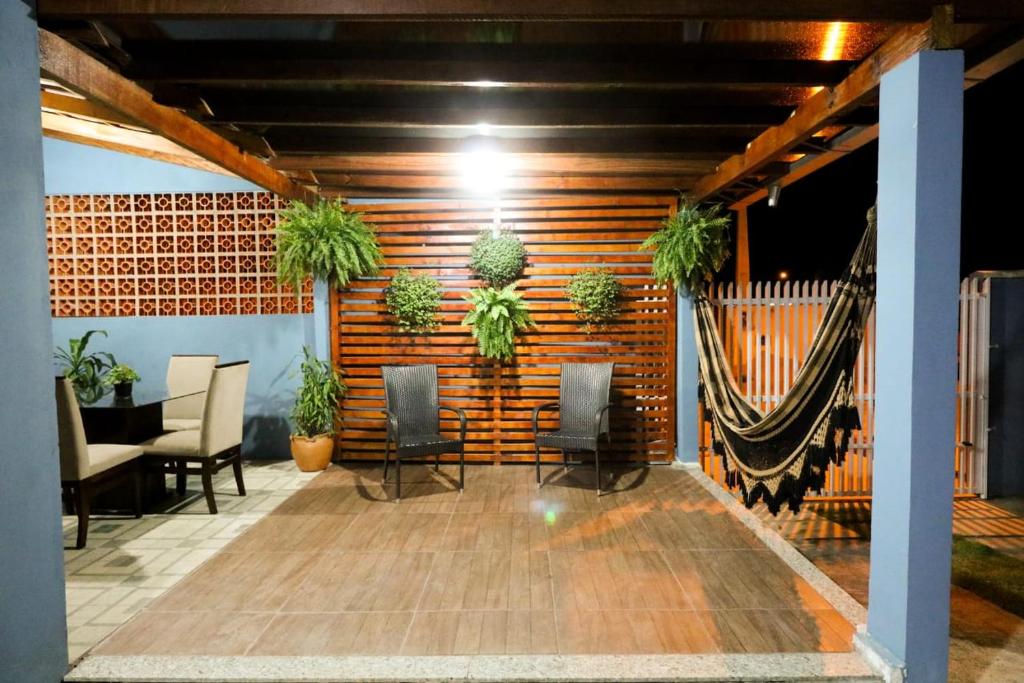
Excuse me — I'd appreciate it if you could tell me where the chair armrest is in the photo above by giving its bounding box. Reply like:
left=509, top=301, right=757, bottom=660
left=384, top=410, right=399, bottom=441
left=594, top=403, right=614, bottom=436
left=532, top=401, right=560, bottom=435
left=439, top=406, right=467, bottom=442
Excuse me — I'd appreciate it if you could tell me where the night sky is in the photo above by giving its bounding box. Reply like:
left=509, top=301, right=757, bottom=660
left=739, top=59, right=1024, bottom=283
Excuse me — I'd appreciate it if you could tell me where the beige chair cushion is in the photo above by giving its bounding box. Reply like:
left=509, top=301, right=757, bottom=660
left=140, top=429, right=201, bottom=457
left=164, top=355, right=218, bottom=421
left=163, top=418, right=201, bottom=432
left=85, top=444, right=144, bottom=478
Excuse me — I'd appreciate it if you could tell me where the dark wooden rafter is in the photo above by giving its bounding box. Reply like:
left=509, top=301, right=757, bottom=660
left=37, top=29, right=315, bottom=202
left=316, top=173, right=699, bottom=193
left=689, top=20, right=938, bottom=201
left=35, top=0, right=1024, bottom=22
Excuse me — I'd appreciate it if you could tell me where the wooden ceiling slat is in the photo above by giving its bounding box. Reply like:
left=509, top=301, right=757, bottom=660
left=316, top=173, right=697, bottom=192
left=35, top=0, right=1024, bottom=23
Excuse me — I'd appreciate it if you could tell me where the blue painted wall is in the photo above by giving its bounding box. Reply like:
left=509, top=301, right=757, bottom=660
left=44, top=139, right=316, bottom=459
left=1, top=3, right=69, bottom=681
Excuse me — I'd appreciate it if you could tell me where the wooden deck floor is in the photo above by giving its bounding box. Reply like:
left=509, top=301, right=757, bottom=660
left=92, top=463, right=855, bottom=657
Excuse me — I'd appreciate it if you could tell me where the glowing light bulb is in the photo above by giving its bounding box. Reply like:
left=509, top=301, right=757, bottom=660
left=820, top=22, right=848, bottom=61
left=461, top=150, right=508, bottom=195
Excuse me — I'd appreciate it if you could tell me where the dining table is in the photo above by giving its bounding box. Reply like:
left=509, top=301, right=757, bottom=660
left=78, top=384, right=203, bottom=511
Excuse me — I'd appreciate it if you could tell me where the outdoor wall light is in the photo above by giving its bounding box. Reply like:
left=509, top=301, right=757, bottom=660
left=475, top=122, right=492, bottom=136
left=768, top=183, right=782, bottom=208
left=461, top=150, right=508, bottom=195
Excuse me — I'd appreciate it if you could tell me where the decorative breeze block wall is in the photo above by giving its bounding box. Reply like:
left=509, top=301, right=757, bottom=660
left=46, top=191, right=313, bottom=317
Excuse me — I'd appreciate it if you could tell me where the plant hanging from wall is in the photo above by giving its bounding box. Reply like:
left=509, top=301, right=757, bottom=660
left=642, top=199, right=731, bottom=298
left=462, top=284, right=534, bottom=362
left=55, top=330, right=117, bottom=403
left=469, top=227, right=527, bottom=287
left=566, top=268, right=623, bottom=332
left=275, top=198, right=383, bottom=291
left=384, top=268, right=443, bottom=334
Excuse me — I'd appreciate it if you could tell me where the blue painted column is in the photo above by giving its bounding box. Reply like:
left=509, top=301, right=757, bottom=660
left=304, top=279, right=332, bottom=361
left=0, top=2, right=70, bottom=681
left=865, top=51, right=964, bottom=682
left=676, top=292, right=700, bottom=463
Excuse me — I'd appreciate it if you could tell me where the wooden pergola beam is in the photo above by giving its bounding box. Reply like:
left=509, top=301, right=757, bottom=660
left=37, top=29, right=314, bottom=202
left=35, top=0, right=1024, bottom=22
left=690, top=21, right=936, bottom=202
left=316, top=173, right=698, bottom=193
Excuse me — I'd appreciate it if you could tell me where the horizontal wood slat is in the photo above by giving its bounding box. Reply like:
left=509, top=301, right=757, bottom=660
left=332, top=196, right=676, bottom=463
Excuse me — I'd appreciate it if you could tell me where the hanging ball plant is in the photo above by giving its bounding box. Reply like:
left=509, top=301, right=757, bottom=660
left=642, top=199, right=731, bottom=298
left=469, top=227, right=527, bottom=287
left=462, top=284, right=534, bottom=362
left=384, top=268, right=443, bottom=334
left=275, top=198, right=383, bottom=291
left=566, top=268, right=623, bottom=332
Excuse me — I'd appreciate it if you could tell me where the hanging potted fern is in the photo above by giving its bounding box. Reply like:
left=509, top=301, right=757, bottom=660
left=642, top=200, right=731, bottom=297
left=275, top=198, right=383, bottom=291
left=384, top=268, right=443, bottom=334
left=566, top=268, right=622, bottom=332
left=462, top=284, right=534, bottom=362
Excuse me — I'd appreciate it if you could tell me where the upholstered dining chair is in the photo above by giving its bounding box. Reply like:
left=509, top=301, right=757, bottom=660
left=163, top=354, right=219, bottom=432
left=382, top=364, right=467, bottom=500
left=139, top=361, right=249, bottom=513
left=533, top=362, right=614, bottom=495
left=55, top=377, right=144, bottom=548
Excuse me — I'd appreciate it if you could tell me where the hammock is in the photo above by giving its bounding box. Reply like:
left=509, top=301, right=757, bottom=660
left=695, top=207, right=877, bottom=513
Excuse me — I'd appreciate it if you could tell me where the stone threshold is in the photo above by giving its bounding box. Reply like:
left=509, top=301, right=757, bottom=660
left=65, top=653, right=880, bottom=682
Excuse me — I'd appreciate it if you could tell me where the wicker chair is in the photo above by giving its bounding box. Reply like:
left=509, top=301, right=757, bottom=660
left=382, top=365, right=467, bottom=500
left=533, top=362, right=614, bottom=495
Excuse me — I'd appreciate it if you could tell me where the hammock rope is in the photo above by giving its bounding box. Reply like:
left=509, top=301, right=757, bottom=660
left=695, top=207, right=877, bottom=513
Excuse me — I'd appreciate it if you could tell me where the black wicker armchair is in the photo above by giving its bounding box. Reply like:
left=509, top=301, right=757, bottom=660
left=533, top=362, right=614, bottom=495
left=382, top=364, right=467, bottom=500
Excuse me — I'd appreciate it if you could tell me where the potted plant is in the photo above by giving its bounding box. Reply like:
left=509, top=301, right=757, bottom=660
left=104, top=364, right=141, bottom=399
left=384, top=268, right=443, bottom=334
left=566, top=268, right=623, bottom=332
left=642, top=199, right=731, bottom=297
left=54, top=329, right=117, bottom=403
left=462, top=284, right=534, bottom=362
left=275, top=198, right=383, bottom=290
left=289, top=346, right=347, bottom=472
left=469, top=227, right=527, bottom=287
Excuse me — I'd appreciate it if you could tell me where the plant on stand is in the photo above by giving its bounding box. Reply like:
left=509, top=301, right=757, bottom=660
left=462, top=284, right=534, bottom=362
left=642, top=200, right=731, bottom=297
left=289, top=346, right=347, bottom=472
left=54, top=329, right=117, bottom=403
left=104, top=364, right=141, bottom=399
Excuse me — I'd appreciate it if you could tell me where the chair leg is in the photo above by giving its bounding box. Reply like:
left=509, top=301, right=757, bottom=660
left=132, top=465, right=143, bottom=519
left=395, top=456, right=401, bottom=501
left=562, top=448, right=569, bottom=472
left=176, top=460, right=187, bottom=495
left=231, top=451, right=246, bottom=496
left=459, top=444, right=465, bottom=492
left=382, top=438, right=391, bottom=483
left=594, top=444, right=602, bottom=497
left=534, top=443, right=542, bottom=487
left=74, top=483, right=91, bottom=549
left=201, top=460, right=218, bottom=514
left=435, top=453, right=440, bottom=472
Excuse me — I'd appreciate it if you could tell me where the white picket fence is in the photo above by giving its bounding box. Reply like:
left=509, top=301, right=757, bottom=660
left=700, top=276, right=991, bottom=498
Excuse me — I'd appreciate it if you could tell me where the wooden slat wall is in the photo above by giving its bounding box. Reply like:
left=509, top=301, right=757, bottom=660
left=331, top=196, right=677, bottom=463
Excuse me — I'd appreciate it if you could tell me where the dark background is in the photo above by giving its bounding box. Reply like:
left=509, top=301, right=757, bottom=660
left=737, top=59, right=1023, bottom=283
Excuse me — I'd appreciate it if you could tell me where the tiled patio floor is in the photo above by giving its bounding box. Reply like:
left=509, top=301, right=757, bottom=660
left=62, top=460, right=319, bottom=662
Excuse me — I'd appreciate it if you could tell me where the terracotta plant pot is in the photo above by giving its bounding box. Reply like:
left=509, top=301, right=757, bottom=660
left=290, top=433, right=335, bottom=472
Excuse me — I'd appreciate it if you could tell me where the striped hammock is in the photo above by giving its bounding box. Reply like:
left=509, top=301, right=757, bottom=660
left=695, top=207, right=877, bottom=513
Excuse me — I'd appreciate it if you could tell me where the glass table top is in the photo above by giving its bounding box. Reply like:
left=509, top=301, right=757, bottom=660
left=78, top=385, right=203, bottom=409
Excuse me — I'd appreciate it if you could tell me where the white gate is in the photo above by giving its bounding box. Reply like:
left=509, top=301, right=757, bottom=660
left=700, top=277, right=990, bottom=498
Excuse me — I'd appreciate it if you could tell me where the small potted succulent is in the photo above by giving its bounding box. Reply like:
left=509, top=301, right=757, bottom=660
left=104, top=363, right=141, bottom=399
left=289, top=346, right=347, bottom=472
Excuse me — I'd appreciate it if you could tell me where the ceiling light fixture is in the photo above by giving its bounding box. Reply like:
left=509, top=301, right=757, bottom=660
left=767, top=183, right=782, bottom=208
left=475, top=122, right=492, bottom=136
left=461, top=150, right=508, bottom=195
left=820, top=22, right=848, bottom=62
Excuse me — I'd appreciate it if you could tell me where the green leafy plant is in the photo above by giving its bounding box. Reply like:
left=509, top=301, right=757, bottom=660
left=642, top=200, right=731, bottom=297
left=275, top=198, right=383, bottom=291
left=469, top=228, right=527, bottom=287
left=384, top=268, right=443, bottom=334
left=291, top=347, right=347, bottom=438
left=55, top=330, right=117, bottom=402
left=103, top=364, right=141, bottom=386
left=566, top=268, right=623, bottom=331
left=462, top=285, right=534, bottom=362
